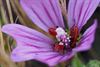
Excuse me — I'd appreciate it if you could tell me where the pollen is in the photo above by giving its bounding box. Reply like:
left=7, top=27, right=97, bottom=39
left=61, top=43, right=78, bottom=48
left=49, top=27, right=70, bottom=54
left=48, top=26, right=79, bottom=54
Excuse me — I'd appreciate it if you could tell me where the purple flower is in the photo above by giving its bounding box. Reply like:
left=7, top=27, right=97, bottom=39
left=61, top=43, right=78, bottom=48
left=2, top=0, right=100, bottom=66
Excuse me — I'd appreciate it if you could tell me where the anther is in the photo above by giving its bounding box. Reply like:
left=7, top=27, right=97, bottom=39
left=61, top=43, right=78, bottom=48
left=48, top=28, right=57, bottom=36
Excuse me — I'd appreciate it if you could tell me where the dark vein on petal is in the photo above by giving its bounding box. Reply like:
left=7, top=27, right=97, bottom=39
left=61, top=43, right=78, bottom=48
left=30, top=7, right=49, bottom=28
left=41, top=1, right=56, bottom=27
left=80, top=31, right=95, bottom=45
left=14, top=27, right=51, bottom=43
left=83, top=1, right=95, bottom=25
left=27, top=51, right=53, bottom=54
left=22, top=41, right=47, bottom=48
left=49, top=0, right=62, bottom=27
left=57, top=55, right=65, bottom=63
left=80, top=0, right=92, bottom=29
left=45, top=55, right=60, bottom=61
left=15, top=33, right=44, bottom=42
left=77, top=1, right=85, bottom=26
left=14, top=33, right=52, bottom=49
left=72, top=0, right=77, bottom=25
left=81, top=29, right=95, bottom=41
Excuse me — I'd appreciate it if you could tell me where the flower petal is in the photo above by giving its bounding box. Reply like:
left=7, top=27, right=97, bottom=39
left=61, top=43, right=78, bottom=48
left=2, top=24, right=53, bottom=44
left=68, top=0, right=99, bottom=29
left=2, top=24, right=54, bottom=61
left=11, top=42, right=53, bottom=62
left=35, top=52, right=75, bottom=66
left=2, top=24, right=75, bottom=66
left=20, top=0, right=64, bottom=32
left=73, top=20, right=97, bottom=52
left=12, top=43, right=74, bottom=66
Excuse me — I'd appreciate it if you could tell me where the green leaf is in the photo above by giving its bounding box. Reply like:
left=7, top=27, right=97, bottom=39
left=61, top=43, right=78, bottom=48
left=87, top=60, right=100, bottom=67
left=71, top=55, right=86, bottom=67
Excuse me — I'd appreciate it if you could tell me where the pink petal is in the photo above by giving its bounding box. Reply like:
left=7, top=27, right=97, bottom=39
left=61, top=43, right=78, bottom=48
left=2, top=24, right=54, bottom=61
left=20, top=0, right=64, bottom=32
left=35, top=51, right=75, bottom=66
left=12, top=41, right=74, bottom=66
left=2, top=24, right=53, bottom=44
left=68, top=0, right=99, bottom=29
left=11, top=42, right=53, bottom=62
left=2, top=24, right=75, bottom=66
left=73, top=20, right=97, bottom=52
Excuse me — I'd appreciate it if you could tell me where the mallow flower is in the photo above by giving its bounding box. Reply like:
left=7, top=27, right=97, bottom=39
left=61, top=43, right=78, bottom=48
left=2, top=0, right=100, bottom=66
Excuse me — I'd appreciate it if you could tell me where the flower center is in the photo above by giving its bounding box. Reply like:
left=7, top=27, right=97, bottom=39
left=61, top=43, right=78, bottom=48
left=48, top=26, right=79, bottom=54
